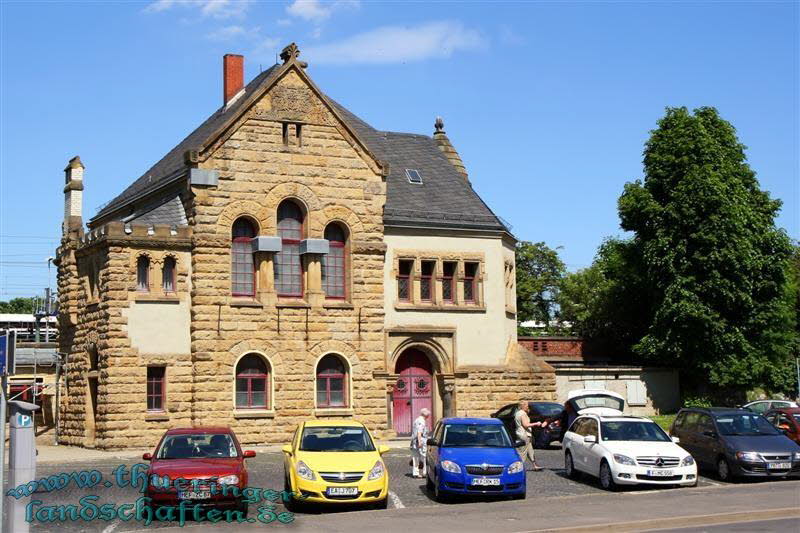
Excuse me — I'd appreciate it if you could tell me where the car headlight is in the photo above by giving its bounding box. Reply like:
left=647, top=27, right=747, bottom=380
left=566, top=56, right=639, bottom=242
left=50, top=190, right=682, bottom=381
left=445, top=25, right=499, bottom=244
left=793, top=452, right=800, bottom=461
left=681, top=455, right=695, bottom=467
left=296, top=461, right=316, bottom=481
left=735, top=452, right=761, bottom=462
left=613, top=454, right=636, bottom=466
left=216, top=474, right=240, bottom=485
left=367, top=460, right=385, bottom=480
left=507, top=461, right=524, bottom=474
left=440, top=460, right=461, bottom=473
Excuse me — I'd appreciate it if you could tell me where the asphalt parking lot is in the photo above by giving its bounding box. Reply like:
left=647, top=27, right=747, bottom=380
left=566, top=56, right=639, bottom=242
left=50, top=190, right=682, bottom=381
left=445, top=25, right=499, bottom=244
left=21, top=445, right=799, bottom=532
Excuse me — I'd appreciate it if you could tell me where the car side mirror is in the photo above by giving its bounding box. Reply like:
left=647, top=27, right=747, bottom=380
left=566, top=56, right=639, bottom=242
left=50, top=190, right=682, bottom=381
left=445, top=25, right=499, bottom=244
left=583, top=435, right=597, bottom=444
left=702, top=430, right=717, bottom=439
left=243, top=450, right=256, bottom=458
left=378, top=445, right=390, bottom=455
left=671, top=436, right=680, bottom=444
left=142, top=452, right=152, bottom=461
left=514, top=439, right=525, bottom=448
left=281, top=445, right=293, bottom=456
left=426, top=438, right=437, bottom=447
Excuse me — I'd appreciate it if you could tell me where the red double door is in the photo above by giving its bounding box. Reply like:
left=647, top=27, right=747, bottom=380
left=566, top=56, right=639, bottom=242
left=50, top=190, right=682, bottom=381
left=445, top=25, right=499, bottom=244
left=393, top=349, right=433, bottom=436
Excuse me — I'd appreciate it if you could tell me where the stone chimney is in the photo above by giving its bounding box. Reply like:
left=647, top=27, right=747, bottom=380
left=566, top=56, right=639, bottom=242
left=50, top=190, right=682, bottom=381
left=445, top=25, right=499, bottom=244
left=433, top=117, right=468, bottom=180
left=223, top=54, right=244, bottom=106
left=63, top=156, right=84, bottom=234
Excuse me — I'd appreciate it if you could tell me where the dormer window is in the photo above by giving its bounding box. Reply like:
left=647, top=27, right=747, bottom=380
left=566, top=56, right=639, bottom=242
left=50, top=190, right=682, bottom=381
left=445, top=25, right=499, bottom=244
left=405, top=169, right=422, bottom=184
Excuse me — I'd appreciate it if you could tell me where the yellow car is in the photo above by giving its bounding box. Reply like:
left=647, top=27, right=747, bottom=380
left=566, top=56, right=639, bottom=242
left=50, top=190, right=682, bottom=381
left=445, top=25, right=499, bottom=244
left=282, top=420, right=390, bottom=509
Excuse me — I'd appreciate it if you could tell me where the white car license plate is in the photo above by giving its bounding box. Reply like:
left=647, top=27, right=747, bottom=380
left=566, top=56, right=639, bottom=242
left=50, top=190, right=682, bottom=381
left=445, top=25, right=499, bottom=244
left=327, top=487, right=358, bottom=496
left=178, top=491, right=210, bottom=500
left=768, top=462, right=791, bottom=470
left=646, top=469, right=674, bottom=477
left=471, top=478, right=500, bottom=486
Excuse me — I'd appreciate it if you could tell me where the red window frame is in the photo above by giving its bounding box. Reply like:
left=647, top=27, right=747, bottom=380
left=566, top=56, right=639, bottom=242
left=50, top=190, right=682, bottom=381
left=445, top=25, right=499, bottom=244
left=162, top=256, right=176, bottom=293
left=235, top=355, right=270, bottom=409
left=397, top=259, right=413, bottom=302
left=442, top=262, right=456, bottom=303
left=10, top=383, right=39, bottom=404
left=316, top=354, right=348, bottom=408
left=231, top=218, right=256, bottom=297
left=464, top=262, right=478, bottom=303
left=420, top=261, right=435, bottom=302
left=136, top=256, right=149, bottom=292
left=322, top=224, right=346, bottom=300
left=276, top=201, right=304, bottom=298
left=146, top=367, right=166, bottom=412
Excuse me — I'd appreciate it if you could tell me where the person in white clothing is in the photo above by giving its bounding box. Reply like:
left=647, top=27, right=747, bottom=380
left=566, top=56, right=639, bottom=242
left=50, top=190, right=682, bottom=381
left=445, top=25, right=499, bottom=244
left=410, top=408, right=431, bottom=478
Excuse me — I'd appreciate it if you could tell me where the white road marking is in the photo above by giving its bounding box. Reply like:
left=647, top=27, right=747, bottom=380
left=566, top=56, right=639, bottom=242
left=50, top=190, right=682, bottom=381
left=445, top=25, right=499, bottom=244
left=702, top=478, right=722, bottom=486
left=101, top=521, right=120, bottom=533
left=389, top=490, right=405, bottom=509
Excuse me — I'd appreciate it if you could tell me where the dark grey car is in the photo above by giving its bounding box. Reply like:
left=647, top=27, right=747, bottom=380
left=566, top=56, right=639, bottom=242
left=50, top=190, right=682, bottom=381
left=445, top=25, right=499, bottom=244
left=670, top=407, right=800, bottom=481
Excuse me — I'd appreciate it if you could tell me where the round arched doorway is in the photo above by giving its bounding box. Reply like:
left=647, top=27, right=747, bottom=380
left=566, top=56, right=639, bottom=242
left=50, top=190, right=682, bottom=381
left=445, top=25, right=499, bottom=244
left=392, top=348, right=434, bottom=436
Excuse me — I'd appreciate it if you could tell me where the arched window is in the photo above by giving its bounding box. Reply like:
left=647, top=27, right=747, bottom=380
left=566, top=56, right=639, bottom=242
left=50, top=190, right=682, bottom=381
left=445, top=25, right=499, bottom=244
left=322, top=223, right=346, bottom=299
left=275, top=200, right=304, bottom=297
left=136, top=256, right=150, bottom=292
left=316, top=354, right=348, bottom=408
left=162, top=256, right=176, bottom=293
left=231, top=218, right=256, bottom=297
left=235, top=354, right=270, bottom=409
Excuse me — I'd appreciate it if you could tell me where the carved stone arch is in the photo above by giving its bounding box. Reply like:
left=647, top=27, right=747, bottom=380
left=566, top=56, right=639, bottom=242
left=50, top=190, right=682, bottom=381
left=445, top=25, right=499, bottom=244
left=217, top=201, right=268, bottom=236
left=309, top=339, right=360, bottom=374
left=265, top=182, right=322, bottom=234
left=228, top=339, right=282, bottom=369
left=162, top=251, right=180, bottom=266
left=390, top=337, right=452, bottom=375
left=316, top=205, right=364, bottom=238
left=131, top=250, right=154, bottom=269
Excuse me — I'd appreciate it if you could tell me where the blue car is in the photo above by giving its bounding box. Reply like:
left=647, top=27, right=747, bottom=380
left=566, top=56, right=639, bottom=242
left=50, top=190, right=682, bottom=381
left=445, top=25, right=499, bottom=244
left=425, top=417, right=526, bottom=501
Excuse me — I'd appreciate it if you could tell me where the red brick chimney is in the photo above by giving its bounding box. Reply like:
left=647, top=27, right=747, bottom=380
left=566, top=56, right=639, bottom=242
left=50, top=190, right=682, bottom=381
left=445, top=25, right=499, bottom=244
left=223, top=54, right=244, bottom=106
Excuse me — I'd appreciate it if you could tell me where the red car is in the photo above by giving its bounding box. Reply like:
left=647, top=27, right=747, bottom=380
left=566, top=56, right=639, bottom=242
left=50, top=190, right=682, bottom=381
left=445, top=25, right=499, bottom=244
left=143, top=427, right=256, bottom=515
left=765, top=407, right=800, bottom=445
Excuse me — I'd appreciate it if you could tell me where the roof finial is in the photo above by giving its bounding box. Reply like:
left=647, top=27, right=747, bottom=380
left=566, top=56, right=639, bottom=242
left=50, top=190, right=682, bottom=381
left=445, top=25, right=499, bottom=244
left=434, top=116, right=444, bottom=133
left=280, top=42, right=307, bottom=68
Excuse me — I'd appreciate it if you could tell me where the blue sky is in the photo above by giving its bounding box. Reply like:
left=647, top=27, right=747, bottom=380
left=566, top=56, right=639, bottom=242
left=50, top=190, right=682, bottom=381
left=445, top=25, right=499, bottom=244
left=1, top=0, right=797, bottom=300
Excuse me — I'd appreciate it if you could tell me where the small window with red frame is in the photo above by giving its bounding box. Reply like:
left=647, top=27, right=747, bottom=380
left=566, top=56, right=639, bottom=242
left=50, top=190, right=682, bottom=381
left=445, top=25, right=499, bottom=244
left=442, top=261, right=456, bottom=303
left=464, top=262, right=479, bottom=303
left=397, top=259, right=413, bottom=301
left=420, top=260, right=435, bottom=302
left=146, top=367, right=166, bottom=412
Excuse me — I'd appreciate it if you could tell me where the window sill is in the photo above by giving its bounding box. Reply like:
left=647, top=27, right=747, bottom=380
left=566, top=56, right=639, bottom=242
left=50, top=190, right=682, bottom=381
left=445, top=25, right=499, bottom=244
left=394, top=303, right=486, bottom=313
left=134, top=294, right=180, bottom=303
left=276, top=299, right=310, bottom=309
left=230, top=298, right=263, bottom=308
left=145, top=412, right=169, bottom=421
left=233, top=409, right=275, bottom=419
left=323, top=301, right=354, bottom=309
left=314, top=408, right=354, bottom=417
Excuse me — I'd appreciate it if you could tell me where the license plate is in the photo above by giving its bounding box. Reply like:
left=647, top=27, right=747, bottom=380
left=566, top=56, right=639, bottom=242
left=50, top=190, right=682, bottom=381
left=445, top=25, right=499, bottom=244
left=471, top=478, right=500, bottom=486
left=768, top=462, right=791, bottom=470
left=327, top=487, right=358, bottom=496
left=646, top=469, right=674, bottom=477
left=178, top=491, right=210, bottom=500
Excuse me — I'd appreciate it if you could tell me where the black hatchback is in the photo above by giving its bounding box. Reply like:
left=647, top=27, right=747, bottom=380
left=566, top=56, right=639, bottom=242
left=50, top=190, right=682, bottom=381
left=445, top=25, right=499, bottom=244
left=492, top=402, right=566, bottom=447
left=670, top=407, right=800, bottom=481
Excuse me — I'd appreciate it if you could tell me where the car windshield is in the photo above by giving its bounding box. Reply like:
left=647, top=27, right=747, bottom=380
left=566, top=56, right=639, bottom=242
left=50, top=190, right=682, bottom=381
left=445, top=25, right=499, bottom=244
left=573, top=395, right=624, bottom=412
left=715, top=414, right=780, bottom=436
left=793, top=414, right=800, bottom=425
left=601, top=421, right=670, bottom=442
left=156, top=433, right=238, bottom=459
left=442, top=424, right=513, bottom=447
left=300, top=427, right=375, bottom=452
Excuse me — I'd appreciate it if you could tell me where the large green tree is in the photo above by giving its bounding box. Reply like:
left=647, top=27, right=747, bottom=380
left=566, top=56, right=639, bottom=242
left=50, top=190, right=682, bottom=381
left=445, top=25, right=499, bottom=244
left=515, top=241, right=566, bottom=333
left=618, top=106, right=795, bottom=392
left=0, top=297, right=35, bottom=314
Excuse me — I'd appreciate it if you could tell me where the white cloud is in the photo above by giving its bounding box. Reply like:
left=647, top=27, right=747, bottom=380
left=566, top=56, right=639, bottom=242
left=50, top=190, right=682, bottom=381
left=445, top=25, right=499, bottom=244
left=303, top=21, right=487, bottom=65
left=285, top=0, right=359, bottom=22
left=276, top=18, right=293, bottom=26
left=207, top=25, right=261, bottom=41
left=144, top=0, right=252, bottom=20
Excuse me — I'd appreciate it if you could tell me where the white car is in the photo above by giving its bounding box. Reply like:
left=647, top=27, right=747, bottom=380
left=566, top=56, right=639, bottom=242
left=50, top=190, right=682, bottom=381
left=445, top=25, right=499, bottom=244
left=562, top=414, right=698, bottom=490
left=742, top=399, right=798, bottom=415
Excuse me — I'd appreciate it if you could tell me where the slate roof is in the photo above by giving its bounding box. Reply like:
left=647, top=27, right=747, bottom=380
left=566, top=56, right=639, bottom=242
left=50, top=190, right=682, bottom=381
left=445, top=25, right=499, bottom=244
left=91, top=64, right=508, bottom=234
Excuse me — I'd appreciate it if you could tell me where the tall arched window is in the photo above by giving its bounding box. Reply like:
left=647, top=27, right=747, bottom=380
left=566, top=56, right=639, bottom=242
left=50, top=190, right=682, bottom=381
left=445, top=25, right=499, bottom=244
left=322, top=223, right=346, bottom=299
left=162, top=256, right=176, bottom=293
left=231, top=218, right=256, bottom=297
left=235, top=354, right=270, bottom=409
left=275, top=200, right=304, bottom=297
left=316, top=354, right=348, bottom=408
left=136, top=256, right=150, bottom=292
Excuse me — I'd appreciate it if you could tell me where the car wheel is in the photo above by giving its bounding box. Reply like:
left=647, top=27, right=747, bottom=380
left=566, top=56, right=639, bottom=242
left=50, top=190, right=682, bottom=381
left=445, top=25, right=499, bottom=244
left=373, top=497, right=389, bottom=510
left=565, top=451, right=580, bottom=480
left=599, top=460, right=617, bottom=491
left=433, top=477, right=449, bottom=503
left=236, top=498, right=249, bottom=518
left=426, top=474, right=435, bottom=492
left=283, top=472, right=300, bottom=512
left=717, top=457, right=733, bottom=482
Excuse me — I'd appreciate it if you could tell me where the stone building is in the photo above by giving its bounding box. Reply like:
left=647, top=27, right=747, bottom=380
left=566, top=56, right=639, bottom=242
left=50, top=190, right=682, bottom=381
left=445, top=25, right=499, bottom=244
left=55, top=44, right=555, bottom=448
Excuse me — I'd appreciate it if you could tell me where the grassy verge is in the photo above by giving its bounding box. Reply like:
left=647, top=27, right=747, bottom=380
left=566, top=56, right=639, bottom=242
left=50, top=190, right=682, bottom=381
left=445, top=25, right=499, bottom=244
left=649, top=414, right=677, bottom=432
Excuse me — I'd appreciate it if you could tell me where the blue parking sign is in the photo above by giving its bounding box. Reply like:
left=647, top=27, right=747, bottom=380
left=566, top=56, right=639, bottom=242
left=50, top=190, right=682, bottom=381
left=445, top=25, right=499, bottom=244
left=0, top=333, right=6, bottom=376
left=0, top=330, right=16, bottom=376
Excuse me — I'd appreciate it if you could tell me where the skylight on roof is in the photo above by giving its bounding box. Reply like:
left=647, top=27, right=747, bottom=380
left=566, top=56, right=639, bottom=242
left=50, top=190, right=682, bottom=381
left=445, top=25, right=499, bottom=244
left=405, top=169, right=423, bottom=185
